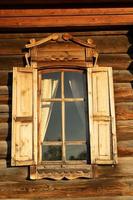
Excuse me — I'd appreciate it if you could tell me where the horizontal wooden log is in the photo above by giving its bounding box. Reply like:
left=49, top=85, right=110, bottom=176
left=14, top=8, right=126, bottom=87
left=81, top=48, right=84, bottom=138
left=115, top=102, right=133, bottom=120
left=0, top=176, right=133, bottom=198
left=0, top=35, right=131, bottom=55
left=0, top=72, right=12, bottom=86
left=0, top=165, right=28, bottom=182
left=0, top=39, right=28, bottom=55
left=0, top=30, right=129, bottom=39
left=116, top=120, right=133, bottom=141
left=0, top=157, right=133, bottom=184
left=0, top=104, right=11, bottom=113
left=113, top=70, right=133, bottom=83
left=0, top=141, right=10, bottom=158
left=0, top=15, right=133, bottom=29
left=0, top=123, right=11, bottom=141
left=98, top=54, right=132, bottom=70
left=0, top=55, right=24, bottom=71
left=114, top=83, right=133, bottom=103
left=96, top=157, right=133, bottom=178
left=0, top=113, right=11, bottom=122
left=0, top=157, right=132, bottom=177
left=0, top=95, right=12, bottom=104
left=0, top=53, right=132, bottom=71
left=0, top=8, right=133, bottom=17
left=0, top=86, right=12, bottom=95
left=118, top=140, right=133, bottom=157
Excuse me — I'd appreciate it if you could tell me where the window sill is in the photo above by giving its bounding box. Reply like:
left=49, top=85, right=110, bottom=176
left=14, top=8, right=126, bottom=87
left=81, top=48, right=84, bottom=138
left=30, top=164, right=93, bottom=180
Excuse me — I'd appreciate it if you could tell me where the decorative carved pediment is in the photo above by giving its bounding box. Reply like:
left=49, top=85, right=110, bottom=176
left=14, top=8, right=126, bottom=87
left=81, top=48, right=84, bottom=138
left=25, top=33, right=98, bottom=68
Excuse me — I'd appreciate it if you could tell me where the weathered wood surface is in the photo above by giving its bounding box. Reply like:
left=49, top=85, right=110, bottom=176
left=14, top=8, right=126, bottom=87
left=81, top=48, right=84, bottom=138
left=0, top=56, right=24, bottom=71
left=0, top=8, right=133, bottom=17
left=0, top=157, right=133, bottom=182
left=0, top=15, right=132, bottom=28
left=0, top=177, right=133, bottom=198
left=114, top=83, right=133, bottom=103
left=0, top=54, right=131, bottom=71
left=0, top=35, right=131, bottom=55
left=95, top=157, right=133, bottom=178
left=116, top=120, right=133, bottom=141
left=0, top=123, right=11, bottom=141
left=0, top=30, right=132, bottom=199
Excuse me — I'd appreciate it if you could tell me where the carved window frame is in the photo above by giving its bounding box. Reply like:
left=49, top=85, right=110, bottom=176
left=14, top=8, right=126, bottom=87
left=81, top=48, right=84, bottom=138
left=11, top=33, right=118, bottom=180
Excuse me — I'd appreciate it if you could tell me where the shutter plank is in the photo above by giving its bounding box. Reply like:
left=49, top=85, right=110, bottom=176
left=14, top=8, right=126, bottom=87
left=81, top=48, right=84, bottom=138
left=87, top=67, right=117, bottom=165
left=12, top=67, right=37, bottom=166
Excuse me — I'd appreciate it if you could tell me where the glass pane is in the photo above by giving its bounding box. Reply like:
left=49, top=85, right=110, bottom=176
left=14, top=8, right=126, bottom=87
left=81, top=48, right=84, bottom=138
left=65, top=102, right=88, bottom=141
left=42, top=102, right=62, bottom=141
left=64, top=71, right=86, bottom=98
left=42, top=145, right=62, bottom=161
left=66, top=145, right=87, bottom=160
left=41, top=72, right=61, bottom=99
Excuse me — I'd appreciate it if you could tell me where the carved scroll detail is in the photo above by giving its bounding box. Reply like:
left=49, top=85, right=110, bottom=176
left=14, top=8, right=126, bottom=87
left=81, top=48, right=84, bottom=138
left=30, top=166, right=93, bottom=180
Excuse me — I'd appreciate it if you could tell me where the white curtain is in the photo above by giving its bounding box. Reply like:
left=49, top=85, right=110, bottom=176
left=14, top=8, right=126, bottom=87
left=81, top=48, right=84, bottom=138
left=68, top=74, right=85, bottom=125
left=41, top=79, right=58, bottom=142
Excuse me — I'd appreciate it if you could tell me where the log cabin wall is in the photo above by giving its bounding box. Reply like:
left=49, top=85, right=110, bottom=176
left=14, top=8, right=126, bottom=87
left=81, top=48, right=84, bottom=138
left=0, top=5, right=133, bottom=199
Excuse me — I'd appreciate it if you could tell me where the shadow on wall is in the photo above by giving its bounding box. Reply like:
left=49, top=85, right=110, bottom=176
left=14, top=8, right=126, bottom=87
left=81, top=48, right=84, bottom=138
left=127, top=29, right=133, bottom=89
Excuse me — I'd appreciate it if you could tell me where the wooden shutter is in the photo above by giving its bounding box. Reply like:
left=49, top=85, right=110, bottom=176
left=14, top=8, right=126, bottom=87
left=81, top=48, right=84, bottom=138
left=87, top=67, right=117, bottom=165
left=12, top=67, right=37, bottom=166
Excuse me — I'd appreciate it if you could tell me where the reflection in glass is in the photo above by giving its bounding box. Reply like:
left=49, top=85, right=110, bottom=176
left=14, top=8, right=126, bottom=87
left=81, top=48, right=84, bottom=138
left=66, top=145, right=87, bottom=160
left=65, top=102, right=87, bottom=141
left=42, top=145, right=62, bottom=161
left=41, top=72, right=61, bottom=99
left=64, top=72, right=86, bottom=98
left=42, top=102, right=62, bottom=141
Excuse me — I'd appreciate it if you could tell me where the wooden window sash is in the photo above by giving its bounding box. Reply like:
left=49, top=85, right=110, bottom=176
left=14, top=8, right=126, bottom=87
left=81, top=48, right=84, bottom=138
left=39, top=70, right=89, bottom=165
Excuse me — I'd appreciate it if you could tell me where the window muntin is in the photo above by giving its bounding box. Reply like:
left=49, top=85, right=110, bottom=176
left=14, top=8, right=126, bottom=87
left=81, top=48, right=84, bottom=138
left=40, top=69, right=90, bottom=164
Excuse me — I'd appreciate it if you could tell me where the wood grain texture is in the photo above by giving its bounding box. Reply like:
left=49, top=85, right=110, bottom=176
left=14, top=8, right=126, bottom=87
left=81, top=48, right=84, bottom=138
left=0, top=29, right=133, bottom=196
left=95, top=157, right=133, bottom=178
left=0, top=56, right=24, bottom=71
left=0, top=8, right=133, bottom=17
left=0, top=15, right=132, bottom=28
left=0, top=123, right=11, bottom=141
left=0, top=35, right=131, bottom=55
left=0, top=177, right=132, bottom=198
left=116, top=120, right=133, bottom=141
left=114, top=83, right=133, bottom=103
left=115, top=102, right=133, bottom=120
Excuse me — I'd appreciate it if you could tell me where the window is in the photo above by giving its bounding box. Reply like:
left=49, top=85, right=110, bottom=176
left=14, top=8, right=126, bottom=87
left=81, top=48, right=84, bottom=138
left=11, top=33, right=118, bottom=180
left=39, top=70, right=90, bottom=164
